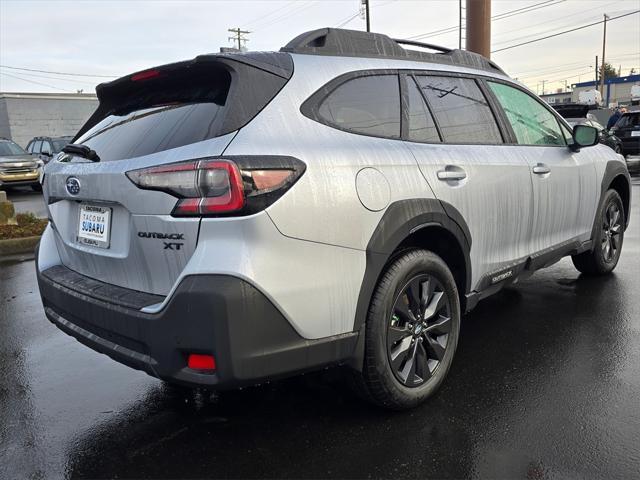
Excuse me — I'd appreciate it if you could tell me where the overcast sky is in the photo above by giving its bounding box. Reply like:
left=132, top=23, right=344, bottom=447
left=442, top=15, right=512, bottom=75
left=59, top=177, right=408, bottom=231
left=1, top=0, right=638, bottom=95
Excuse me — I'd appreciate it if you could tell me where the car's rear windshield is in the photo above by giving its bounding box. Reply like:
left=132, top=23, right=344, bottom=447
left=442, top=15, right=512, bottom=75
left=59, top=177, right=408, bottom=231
left=75, top=65, right=232, bottom=162
left=0, top=141, right=27, bottom=156
left=616, top=113, right=639, bottom=128
left=74, top=56, right=291, bottom=162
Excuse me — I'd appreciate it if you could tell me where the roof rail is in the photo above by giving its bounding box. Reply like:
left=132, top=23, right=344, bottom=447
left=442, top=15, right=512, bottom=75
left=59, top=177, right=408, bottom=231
left=281, top=28, right=505, bottom=75
left=391, top=38, right=452, bottom=54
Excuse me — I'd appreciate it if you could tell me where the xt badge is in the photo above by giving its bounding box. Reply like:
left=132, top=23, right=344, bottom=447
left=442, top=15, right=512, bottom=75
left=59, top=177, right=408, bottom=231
left=138, top=231, right=185, bottom=251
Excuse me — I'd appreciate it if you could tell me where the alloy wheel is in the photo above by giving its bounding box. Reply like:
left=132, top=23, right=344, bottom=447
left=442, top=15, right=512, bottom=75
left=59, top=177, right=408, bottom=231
left=387, top=274, right=452, bottom=387
left=602, top=201, right=622, bottom=262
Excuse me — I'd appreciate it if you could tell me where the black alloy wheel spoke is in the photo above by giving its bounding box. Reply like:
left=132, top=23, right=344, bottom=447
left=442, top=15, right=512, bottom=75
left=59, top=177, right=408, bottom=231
left=423, top=336, right=446, bottom=361
left=388, top=325, right=411, bottom=346
left=406, top=278, right=423, bottom=315
left=387, top=274, right=451, bottom=387
left=394, top=298, right=416, bottom=324
left=425, top=315, right=451, bottom=336
left=602, top=201, right=622, bottom=262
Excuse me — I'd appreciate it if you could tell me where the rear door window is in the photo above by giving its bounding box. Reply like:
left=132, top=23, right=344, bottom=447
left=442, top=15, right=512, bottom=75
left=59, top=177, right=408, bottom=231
left=414, top=75, right=502, bottom=144
left=405, top=76, right=441, bottom=143
left=488, top=81, right=566, bottom=146
left=318, top=74, right=401, bottom=139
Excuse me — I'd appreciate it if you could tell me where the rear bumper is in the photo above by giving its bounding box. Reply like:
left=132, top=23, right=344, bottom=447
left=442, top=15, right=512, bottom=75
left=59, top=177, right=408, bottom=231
left=620, top=137, right=640, bottom=155
left=37, top=261, right=358, bottom=389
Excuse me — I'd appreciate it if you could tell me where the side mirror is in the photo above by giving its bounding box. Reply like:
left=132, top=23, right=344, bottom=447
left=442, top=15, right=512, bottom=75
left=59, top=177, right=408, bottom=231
left=571, top=124, right=599, bottom=151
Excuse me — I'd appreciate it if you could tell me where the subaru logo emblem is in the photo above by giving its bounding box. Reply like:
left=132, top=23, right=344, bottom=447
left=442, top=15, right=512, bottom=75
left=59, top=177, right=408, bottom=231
left=66, top=177, right=81, bottom=196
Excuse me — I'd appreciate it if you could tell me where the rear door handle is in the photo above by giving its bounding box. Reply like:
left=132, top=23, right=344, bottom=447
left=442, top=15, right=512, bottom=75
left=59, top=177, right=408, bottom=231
left=437, top=169, right=467, bottom=181
left=532, top=163, right=551, bottom=175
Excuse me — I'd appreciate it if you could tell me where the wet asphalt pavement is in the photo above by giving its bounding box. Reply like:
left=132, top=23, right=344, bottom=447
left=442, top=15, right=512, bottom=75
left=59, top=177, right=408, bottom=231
left=1, top=181, right=639, bottom=479
left=4, top=188, right=47, bottom=218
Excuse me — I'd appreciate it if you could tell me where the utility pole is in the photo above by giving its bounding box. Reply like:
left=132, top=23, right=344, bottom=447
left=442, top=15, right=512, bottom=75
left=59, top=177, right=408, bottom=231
left=595, top=55, right=599, bottom=84
left=541, top=79, right=546, bottom=95
left=599, top=14, right=608, bottom=98
left=363, top=0, right=370, bottom=32
left=228, top=27, right=250, bottom=51
left=466, top=0, right=491, bottom=58
left=458, top=0, right=463, bottom=50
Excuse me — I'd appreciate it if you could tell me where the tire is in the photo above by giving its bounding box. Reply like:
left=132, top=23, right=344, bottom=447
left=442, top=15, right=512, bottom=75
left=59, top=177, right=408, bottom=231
left=572, top=189, right=625, bottom=275
left=357, top=249, right=461, bottom=410
left=31, top=184, right=42, bottom=192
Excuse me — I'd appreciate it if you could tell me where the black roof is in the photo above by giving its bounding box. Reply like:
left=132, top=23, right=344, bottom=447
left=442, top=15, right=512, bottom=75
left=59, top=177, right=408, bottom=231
left=281, top=28, right=505, bottom=75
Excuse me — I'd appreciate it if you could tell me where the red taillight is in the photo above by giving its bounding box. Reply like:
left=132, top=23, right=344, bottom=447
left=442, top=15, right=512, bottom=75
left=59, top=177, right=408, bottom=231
left=126, top=159, right=245, bottom=216
left=126, top=156, right=305, bottom=217
left=131, top=69, right=161, bottom=82
left=188, top=353, right=216, bottom=371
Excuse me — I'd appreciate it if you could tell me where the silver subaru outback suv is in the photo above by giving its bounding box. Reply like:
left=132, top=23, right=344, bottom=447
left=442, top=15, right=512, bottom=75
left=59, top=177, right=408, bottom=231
left=36, top=28, right=631, bottom=409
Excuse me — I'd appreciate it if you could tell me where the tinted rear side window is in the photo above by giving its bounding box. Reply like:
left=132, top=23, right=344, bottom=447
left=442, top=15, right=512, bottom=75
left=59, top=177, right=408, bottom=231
left=318, top=75, right=401, bottom=138
left=406, top=76, right=441, bottom=143
left=415, top=76, right=502, bottom=144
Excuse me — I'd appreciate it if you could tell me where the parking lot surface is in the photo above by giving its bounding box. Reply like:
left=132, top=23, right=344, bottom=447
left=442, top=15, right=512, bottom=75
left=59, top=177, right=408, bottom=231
left=1, top=181, right=639, bottom=479
left=3, top=188, right=47, bottom=218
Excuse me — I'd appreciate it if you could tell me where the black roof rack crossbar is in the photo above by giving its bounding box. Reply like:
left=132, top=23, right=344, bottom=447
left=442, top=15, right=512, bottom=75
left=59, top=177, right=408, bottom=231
left=392, top=38, right=452, bottom=54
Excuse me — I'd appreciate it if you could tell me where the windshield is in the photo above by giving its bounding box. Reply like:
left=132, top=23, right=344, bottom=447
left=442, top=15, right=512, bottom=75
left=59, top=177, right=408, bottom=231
left=52, top=139, right=71, bottom=153
left=0, top=140, right=27, bottom=156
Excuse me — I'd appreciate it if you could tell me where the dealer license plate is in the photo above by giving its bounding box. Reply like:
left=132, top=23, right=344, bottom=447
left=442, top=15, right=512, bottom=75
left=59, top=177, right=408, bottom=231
left=77, top=204, right=112, bottom=249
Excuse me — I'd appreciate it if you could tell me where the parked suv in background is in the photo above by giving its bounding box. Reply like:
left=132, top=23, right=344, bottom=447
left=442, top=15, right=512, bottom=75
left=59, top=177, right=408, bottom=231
left=553, top=104, right=623, bottom=154
left=26, top=136, right=73, bottom=164
left=0, top=138, right=43, bottom=191
left=36, top=29, right=631, bottom=409
left=611, top=111, right=640, bottom=156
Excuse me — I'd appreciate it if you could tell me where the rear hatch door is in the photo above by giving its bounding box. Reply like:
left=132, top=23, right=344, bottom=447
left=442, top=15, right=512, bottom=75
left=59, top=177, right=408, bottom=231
left=43, top=53, right=293, bottom=296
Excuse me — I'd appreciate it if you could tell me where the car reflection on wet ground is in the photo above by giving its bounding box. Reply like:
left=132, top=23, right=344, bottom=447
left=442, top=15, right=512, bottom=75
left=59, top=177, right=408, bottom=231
left=1, top=181, right=639, bottom=479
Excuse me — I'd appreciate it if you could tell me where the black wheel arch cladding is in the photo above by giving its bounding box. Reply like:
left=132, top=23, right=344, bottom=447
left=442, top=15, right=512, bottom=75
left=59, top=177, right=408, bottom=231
left=590, top=161, right=631, bottom=245
left=353, top=198, right=472, bottom=334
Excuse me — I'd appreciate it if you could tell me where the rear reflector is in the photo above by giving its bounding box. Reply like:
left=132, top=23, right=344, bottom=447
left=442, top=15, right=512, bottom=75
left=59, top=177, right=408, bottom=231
left=188, top=354, right=216, bottom=371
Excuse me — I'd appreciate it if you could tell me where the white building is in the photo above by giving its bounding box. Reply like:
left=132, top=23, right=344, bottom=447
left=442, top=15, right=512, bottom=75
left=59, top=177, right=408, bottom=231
left=0, top=92, right=98, bottom=148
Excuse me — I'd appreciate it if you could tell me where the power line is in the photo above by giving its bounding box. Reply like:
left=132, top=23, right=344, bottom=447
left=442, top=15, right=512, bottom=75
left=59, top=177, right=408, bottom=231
left=241, top=0, right=297, bottom=29
left=492, top=10, right=640, bottom=53
left=335, top=11, right=361, bottom=28
left=251, top=1, right=318, bottom=33
left=493, top=0, right=618, bottom=40
left=493, top=8, right=637, bottom=47
left=0, top=67, right=98, bottom=86
left=0, top=71, right=75, bottom=92
left=407, top=0, right=564, bottom=40
left=0, top=64, right=116, bottom=78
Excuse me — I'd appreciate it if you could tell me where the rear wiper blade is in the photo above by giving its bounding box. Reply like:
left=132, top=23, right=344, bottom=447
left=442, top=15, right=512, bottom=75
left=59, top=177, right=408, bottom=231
left=62, top=144, right=100, bottom=162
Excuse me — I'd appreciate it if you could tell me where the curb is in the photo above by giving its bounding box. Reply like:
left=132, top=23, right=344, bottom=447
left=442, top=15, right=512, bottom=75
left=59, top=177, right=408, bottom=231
left=0, top=235, right=40, bottom=256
